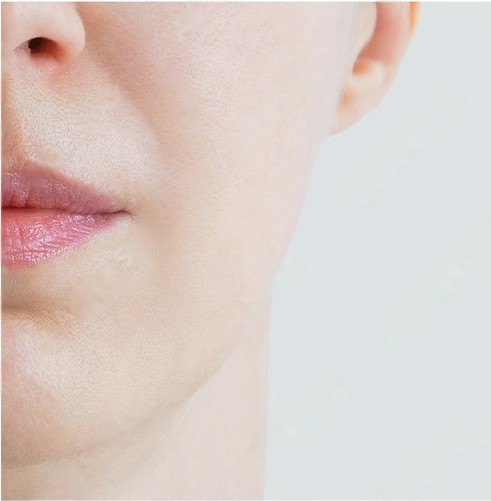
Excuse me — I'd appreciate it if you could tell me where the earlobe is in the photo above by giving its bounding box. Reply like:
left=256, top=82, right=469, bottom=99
left=331, top=2, right=418, bottom=135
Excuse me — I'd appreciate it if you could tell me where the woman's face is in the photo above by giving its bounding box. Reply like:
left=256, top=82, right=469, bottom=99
left=2, top=3, right=355, bottom=466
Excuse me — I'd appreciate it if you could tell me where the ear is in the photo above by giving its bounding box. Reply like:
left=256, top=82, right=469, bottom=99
left=332, top=2, right=420, bottom=134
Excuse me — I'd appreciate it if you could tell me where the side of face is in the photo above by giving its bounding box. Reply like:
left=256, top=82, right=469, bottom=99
left=2, top=3, right=358, bottom=466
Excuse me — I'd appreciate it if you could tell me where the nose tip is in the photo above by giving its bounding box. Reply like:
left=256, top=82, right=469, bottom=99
left=2, top=2, right=85, bottom=68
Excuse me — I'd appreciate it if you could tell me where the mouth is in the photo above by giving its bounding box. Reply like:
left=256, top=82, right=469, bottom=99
left=2, top=163, right=128, bottom=268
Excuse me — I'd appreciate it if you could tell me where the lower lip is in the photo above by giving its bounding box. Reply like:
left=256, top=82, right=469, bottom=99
left=2, top=208, right=124, bottom=267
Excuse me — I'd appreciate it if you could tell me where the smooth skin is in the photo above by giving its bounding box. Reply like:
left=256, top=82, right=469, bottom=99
left=2, top=3, right=416, bottom=499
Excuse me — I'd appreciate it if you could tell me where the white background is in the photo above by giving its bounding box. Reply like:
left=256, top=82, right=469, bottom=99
left=266, top=3, right=490, bottom=499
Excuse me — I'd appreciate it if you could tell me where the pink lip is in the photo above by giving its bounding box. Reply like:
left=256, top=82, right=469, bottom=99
left=2, top=164, right=127, bottom=268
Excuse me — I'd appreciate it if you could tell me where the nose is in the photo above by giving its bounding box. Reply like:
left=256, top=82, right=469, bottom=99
left=1, top=2, right=85, bottom=71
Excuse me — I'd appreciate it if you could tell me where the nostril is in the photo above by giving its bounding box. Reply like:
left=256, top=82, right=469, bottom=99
left=27, top=37, right=48, bottom=53
left=24, top=36, right=62, bottom=62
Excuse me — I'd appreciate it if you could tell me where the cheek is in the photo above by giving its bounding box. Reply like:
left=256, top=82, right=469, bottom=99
left=82, top=5, right=348, bottom=293
left=119, top=4, right=347, bottom=280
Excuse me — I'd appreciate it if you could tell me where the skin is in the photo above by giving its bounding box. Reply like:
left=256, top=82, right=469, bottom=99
left=2, top=3, right=415, bottom=499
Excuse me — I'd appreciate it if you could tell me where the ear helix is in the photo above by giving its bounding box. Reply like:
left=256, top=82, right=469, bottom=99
left=409, top=2, right=420, bottom=35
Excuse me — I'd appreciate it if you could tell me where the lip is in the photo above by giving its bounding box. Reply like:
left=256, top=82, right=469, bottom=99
left=2, top=163, right=127, bottom=268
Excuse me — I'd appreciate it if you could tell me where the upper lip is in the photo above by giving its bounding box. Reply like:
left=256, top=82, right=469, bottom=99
left=2, top=161, right=125, bottom=215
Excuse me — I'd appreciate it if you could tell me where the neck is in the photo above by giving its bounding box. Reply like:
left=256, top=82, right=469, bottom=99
left=3, top=309, right=270, bottom=500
